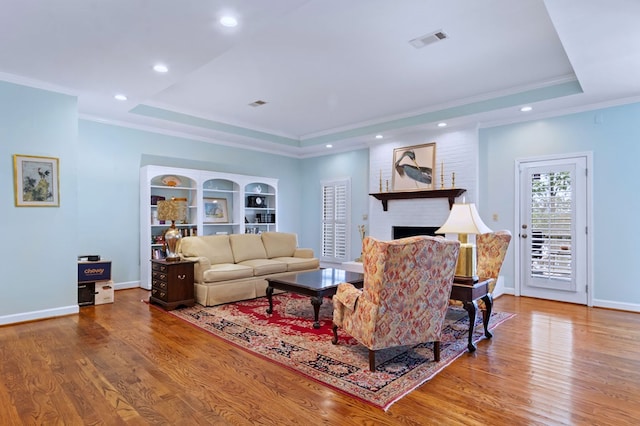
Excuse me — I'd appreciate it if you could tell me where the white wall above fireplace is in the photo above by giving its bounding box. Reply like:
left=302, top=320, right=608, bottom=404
left=368, top=127, right=480, bottom=241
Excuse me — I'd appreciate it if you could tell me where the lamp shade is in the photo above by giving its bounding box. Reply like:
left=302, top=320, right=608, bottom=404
left=436, top=203, right=492, bottom=235
left=156, top=198, right=188, bottom=262
left=157, top=199, right=187, bottom=222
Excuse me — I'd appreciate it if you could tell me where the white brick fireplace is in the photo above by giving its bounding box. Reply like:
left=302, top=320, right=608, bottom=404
left=367, top=127, right=480, bottom=241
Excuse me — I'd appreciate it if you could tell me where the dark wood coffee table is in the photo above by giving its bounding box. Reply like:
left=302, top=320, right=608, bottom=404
left=450, top=277, right=495, bottom=352
left=266, top=268, right=364, bottom=328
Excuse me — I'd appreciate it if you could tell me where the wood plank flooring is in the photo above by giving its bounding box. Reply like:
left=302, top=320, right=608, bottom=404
left=1, top=288, right=639, bottom=425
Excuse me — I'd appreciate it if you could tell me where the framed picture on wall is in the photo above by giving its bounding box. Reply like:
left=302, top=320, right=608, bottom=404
left=392, top=142, right=436, bottom=191
left=13, top=154, right=60, bottom=207
left=204, top=198, right=229, bottom=223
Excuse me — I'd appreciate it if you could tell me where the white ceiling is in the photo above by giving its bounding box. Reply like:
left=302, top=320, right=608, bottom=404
left=1, top=0, right=639, bottom=157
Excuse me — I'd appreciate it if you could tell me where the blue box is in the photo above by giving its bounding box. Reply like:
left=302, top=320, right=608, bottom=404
left=78, top=261, right=111, bottom=283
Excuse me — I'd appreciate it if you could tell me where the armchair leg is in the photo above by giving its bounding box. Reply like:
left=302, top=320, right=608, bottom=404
left=331, top=324, right=339, bottom=344
left=369, top=350, right=376, bottom=372
left=434, top=341, right=440, bottom=362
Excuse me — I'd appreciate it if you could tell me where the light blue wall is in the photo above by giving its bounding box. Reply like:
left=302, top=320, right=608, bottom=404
left=4, top=78, right=639, bottom=322
left=0, top=81, right=369, bottom=323
left=300, top=149, right=370, bottom=261
left=479, top=102, right=640, bottom=306
left=78, top=120, right=304, bottom=286
left=1, top=82, right=78, bottom=318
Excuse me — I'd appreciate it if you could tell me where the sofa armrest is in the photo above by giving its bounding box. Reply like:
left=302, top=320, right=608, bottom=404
left=293, top=248, right=314, bottom=258
left=181, top=256, right=210, bottom=283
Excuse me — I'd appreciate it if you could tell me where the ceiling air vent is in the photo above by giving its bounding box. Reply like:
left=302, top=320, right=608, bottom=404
left=249, top=100, right=267, bottom=107
left=409, top=30, right=448, bottom=49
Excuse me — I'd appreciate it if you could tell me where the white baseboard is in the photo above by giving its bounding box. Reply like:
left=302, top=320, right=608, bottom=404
left=0, top=305, right=79, bottom=326
left=493, top=288, right=515, bottom=299
left=493, top=281, right=640, bottom=313
left=0, top=280, right=143, bottom=326
left=320, top=261, right=342, bottom=269
left=490, top=275, right=516, bottom=299
left=592, top=299, right=640, bottom=313
left=114, top=280, right=140, bottom=290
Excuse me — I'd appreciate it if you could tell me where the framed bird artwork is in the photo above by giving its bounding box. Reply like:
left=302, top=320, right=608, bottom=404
left=13, top=154, right=60, bottom=207
left=392, top=143, right=436, bottom=191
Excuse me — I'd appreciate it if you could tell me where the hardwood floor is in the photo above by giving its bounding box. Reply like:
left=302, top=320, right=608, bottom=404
left=1, top=289, right=639, bottom=425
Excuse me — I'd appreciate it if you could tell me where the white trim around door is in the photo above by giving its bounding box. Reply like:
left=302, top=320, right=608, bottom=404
left=514, top=152, right=593, bottom=306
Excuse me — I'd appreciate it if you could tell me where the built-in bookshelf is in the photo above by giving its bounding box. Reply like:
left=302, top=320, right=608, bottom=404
left=140, top=165, right=278, bottom=289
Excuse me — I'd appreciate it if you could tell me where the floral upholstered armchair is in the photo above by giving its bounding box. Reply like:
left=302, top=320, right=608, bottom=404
left=332, top=235, right=460, bottom=372
left=447, top=230, right=512, bottom=311
left=476, top=230, right=512, bottom=310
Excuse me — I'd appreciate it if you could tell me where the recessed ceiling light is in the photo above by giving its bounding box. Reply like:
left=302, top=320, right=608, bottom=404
left=326, top=144, right=333, bottom=148
left=220, top=16, right=238, bottom=27
left=520, top=106, right=533, bottom=112
left=114, top=94, right=127, bottom=101
left=375, top=135, right=383, bottom=139
left=153, top=64, right=168, bottom=73
left=437, top=122, right=447, bottom=127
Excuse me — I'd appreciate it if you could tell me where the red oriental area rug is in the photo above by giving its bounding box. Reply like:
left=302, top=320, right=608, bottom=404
left=163, top=293, right=514, bottom=411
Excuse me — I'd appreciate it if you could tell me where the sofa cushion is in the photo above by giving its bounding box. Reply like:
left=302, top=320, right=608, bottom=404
left=237, top=259, right=288, bottom=276
left=180, top=235, right=234, bottom=265
left=202, top=263, right=254, bottom=283
left=272, top=256, right=320, bottom=272
left=229, top=234, right=267, bottom=262
left=262, top=232, right=297, bottom=258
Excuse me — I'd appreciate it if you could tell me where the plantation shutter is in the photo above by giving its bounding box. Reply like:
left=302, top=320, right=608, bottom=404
left=530, top=171, right=573, bottom=281
left=321, top=179, right=350, bottom=261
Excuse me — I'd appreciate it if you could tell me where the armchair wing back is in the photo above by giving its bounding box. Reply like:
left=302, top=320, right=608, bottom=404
left=477, top=230, right=512, bottom=294
left=332, top=235, right=460, bottom=371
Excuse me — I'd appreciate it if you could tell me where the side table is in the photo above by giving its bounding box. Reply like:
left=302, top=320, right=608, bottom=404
left=149, top=259, right=195, bottom=310
left=449, top=277, right=494, bottom=352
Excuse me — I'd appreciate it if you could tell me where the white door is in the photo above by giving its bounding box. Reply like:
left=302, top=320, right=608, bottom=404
left=517, top=156, right=589, bottom=304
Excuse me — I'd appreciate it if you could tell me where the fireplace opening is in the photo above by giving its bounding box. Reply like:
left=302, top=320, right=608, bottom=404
left=392, top=226, right=439, bottom=239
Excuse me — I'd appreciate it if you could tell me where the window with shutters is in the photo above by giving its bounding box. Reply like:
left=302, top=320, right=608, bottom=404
left=530, top=171, right=572, bottom=281
left=321, top=178, right=350, bottom=262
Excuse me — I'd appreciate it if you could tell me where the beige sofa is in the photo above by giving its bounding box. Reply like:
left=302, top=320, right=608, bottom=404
left=178, top=232, right=320, bottom=306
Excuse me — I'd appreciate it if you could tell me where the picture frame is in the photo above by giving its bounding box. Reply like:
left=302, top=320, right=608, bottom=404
left=13, top=154, right=60, bottom=207
left=392, top=142, right=436, bottom=191
left=204, top=197, right=229, bottom=223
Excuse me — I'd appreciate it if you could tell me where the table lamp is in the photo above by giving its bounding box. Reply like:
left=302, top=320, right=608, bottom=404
left=157, top=198, right=188, bottom=261
left=436, top=203, right=492, bottom=283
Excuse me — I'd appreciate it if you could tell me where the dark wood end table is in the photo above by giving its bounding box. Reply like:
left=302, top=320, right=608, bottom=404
left=266, top=268, right=364, bottom=328
left=149, top=259, right=196, bottom=310
left=450, top=277, right=495, bottom=352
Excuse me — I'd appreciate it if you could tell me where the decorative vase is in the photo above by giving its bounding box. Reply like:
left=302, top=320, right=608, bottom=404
left=164, top=222, right=182, bottom=261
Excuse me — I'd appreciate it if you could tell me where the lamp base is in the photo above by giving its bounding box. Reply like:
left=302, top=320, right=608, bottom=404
left=454, top=239, right=478, bottom=285
left=453, top=275, right=479, bottom=285
left=164, top=224, right=182, bottom=262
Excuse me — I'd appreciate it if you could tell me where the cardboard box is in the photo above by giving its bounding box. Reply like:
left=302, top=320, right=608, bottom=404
left=78, top=261, right=111, bottom=283
left=94, top=281, right=114, bottom=305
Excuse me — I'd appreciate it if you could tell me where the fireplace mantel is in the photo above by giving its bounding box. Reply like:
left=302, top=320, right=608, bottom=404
left=369, top=188, right=466, bottom=211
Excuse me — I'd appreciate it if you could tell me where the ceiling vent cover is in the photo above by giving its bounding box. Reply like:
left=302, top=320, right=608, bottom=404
left=409, top=30, right=448, bottom=49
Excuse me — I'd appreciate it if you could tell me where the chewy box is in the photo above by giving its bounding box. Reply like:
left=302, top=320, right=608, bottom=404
left=94, top=281, right=115, bottom=305
left=78, top=261, right=112, bottom=283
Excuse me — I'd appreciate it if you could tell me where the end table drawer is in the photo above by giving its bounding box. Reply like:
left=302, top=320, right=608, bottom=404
left=152, top=271, right=167, bottom=281
left=151, top=287, right=168, bottom=302
left=152, top=262, right=168, bottom=273
left=152, top=280, right=167, bottom=290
